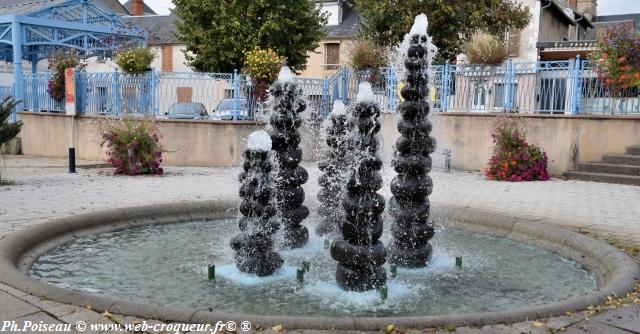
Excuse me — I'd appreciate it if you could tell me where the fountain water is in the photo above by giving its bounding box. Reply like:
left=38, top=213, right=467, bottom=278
left=331, top=83, right=387, bottom=291
left=230, top=131, right=283, bottom=276
left=316, top=100, right=350, bottom=236
left=388, top=15, right=437, bottom=268
left=268, top=67, right=309, bottom=248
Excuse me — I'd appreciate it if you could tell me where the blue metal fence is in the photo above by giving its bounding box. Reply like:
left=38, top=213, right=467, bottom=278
left=8, top=56, right=640, bottom=121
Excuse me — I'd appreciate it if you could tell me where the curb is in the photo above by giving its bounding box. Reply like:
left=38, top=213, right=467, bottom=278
left=0, top=201, right=637, bottom=330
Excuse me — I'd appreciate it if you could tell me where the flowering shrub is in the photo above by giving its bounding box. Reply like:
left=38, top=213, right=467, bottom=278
left=243, top=47, right=284, bottom=101
left=590, top=23, right=640, bottom=89
left=463, top=31, right=507, bottom=65
left=47, top=52, right=79, bottom=102
left=115, top=47, right=155, bottom=73
left=484, top=116, right=549, bottom=182
left=349, top=39, right=388, bottom=71
left=100, top=119, right=163, bottom=175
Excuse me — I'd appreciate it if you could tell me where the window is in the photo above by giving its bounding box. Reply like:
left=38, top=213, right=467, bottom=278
left=493, top=82, right=518, bottom=110
left=325, top=43, right=340, bottom=70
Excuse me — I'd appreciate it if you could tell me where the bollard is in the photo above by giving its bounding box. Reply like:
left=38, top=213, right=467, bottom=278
left=455, top=257, right=462, bottom=269
left=297, top=268, right=305, bottom=284
left=379, top=285, right=388, bottom=301
left=68, top=148, right=76, bottom=173
left=208, top=264, right=215, bottom=281
left=390, top=265, right=397, bottom=278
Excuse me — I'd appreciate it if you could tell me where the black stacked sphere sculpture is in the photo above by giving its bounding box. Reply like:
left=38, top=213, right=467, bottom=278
left=230, top=131, right=283, bottom=276
left=331, top=84, right=387, bottom=291
left=316, top=101, right=350, bottom=236
left=387, top=34, right=437, bottom=268
left=268, top=72, right=309, bottom=249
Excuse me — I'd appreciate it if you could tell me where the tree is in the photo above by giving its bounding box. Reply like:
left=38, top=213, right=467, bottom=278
left=354, top=0, right=531, bottom=61
left=0, top=97, right=22, bottom=183
left=172, top=0, right=328, bottom=73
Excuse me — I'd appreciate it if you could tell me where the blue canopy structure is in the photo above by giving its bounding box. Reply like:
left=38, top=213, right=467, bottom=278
left=0, top=0, right=147, bottom=113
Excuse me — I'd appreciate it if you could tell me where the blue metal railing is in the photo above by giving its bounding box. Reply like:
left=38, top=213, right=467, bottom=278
left=22, top=72, right=64, bottom=113
left=10, top=57, right=640, bottom=120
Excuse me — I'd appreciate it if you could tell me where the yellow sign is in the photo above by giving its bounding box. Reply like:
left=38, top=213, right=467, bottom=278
left=397, top=81, right=405, bottom=102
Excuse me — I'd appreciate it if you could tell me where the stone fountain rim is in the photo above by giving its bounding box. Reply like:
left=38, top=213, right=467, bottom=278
left=0, top=200, right=637, bottom=331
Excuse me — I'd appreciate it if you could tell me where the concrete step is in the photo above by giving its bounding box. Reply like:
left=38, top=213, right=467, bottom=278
left=601, top=154, right=640, bottom=166
left=575, top=162, right=640, bottom=176
left=627, top=146, right=640, bottom=156
left=563, top=171, right=640, bottom=186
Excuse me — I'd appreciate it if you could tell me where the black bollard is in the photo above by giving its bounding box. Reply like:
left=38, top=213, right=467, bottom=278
left=68, top=147, right=76, bottom=173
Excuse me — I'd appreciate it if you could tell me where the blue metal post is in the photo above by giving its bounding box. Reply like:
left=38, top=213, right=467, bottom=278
left=442, top=62, right=450, bottom=112
left=45, top=72, right=52, bottom=112
left=11, top=17, right=23, bottom=121
left=341, top=67, right=348, bottom=102
left=387, top=67, right=397, bottom=110
left=571, top=55, right=582, bottom=114
left=233, top=69, right=239, bottom=120
left=504, top=59, right=513, bottom=111
left=112, top=69, right=121, bottom=115
left=75, top=70, right=86, bottom=114
left=321, top=78, right=329, bottom=116
left=151, top=68, right=158, bottom=116
left=31, top=55, right=38, bottom=111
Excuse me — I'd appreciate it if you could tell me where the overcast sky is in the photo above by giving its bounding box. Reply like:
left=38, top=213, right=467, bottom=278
left=126, top=0, right=640, bottom=17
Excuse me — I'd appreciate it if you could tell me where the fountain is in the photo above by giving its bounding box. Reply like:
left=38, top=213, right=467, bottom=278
left=387, top=14, right=437, bottom=268
left=17, top=14, right=634, bottom=332
left=331, top=83, right=387, bottom=291
left=268, top=67, right=309, bottom=248
left=230, top=130, right=283, bottom=276
left=316, top=100, right=350, bottom=236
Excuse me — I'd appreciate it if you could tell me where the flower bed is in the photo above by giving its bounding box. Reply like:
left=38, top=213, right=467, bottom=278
left=100, top=119, right=163, bottom=176
left=485, top=116, right=549, bottom=182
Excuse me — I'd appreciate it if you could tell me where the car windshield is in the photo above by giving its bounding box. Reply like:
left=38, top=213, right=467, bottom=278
left=169, top=104, right=204, bottom=115
left=217, top=100, right=247, bottom=111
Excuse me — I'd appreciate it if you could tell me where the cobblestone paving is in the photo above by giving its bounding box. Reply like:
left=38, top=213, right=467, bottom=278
left=1, top=156, right=639, bottom=333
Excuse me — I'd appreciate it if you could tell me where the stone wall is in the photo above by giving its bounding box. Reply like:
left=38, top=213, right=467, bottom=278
left=430, top=113, right=640, bottom=176
left=18, top=112, right=321, bottom=167
left=17, top=112, right=640, bottom=176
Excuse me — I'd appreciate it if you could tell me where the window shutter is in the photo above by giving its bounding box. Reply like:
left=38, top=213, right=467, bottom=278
left=507, top=29, right=521, bottom=57
left=325, top=43, right=340, bottom=69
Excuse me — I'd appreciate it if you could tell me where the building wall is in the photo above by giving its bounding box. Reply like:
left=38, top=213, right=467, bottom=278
left=299, top=38, right=355, bottom=78
left=540, top=10, right=572, bottom=41
left=511, top=0, right=542, bottom=62
left=17, top=111, right=640, bottom=176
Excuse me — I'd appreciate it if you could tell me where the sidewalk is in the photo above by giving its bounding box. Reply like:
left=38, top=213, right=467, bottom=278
left=0, top=155, right=639, bottom=333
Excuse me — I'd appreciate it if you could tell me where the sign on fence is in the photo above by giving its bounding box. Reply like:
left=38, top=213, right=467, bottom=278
left=65, top=68, right=76, bottom=116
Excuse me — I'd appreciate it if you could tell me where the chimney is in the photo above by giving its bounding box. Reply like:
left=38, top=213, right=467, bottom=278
left=132, top=0, right=144, bottom=16
left=577, top=0, right=597, bottom=21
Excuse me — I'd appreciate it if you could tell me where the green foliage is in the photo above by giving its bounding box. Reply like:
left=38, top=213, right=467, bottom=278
left=354, top=0, right=530, bottom=61
left=590, top=23, right=640, bottom=89
left=463, top=31, right=507, bottom=65
left=172, top=0, right=328, bottom=73
left=115, top=47, right=155, bottom=73
left=0, top=97, right=22, bottom=182
left=349, top=39, right=389, bottom=70
left=100, top=118, right=163, bottom=176
left=0, top=97, right=21, bottom=147
left=47, top=51, right=79, bottom=102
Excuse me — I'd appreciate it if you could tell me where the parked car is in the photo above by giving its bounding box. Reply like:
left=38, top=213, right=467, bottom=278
left=160, top=103, right=208, bottom=120
left=211, top=99, right=251, bottom=120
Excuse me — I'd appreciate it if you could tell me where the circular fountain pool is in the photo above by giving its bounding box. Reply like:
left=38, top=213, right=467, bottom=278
left=30, top=217, right=596, bottom=317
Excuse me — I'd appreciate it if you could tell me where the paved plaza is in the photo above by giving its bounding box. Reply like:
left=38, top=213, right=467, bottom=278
left=1, top=155, right=639, bottom=333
